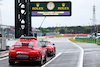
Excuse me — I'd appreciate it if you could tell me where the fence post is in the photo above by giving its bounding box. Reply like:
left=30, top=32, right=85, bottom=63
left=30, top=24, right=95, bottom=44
left=97, top=39, right=98, bottom=45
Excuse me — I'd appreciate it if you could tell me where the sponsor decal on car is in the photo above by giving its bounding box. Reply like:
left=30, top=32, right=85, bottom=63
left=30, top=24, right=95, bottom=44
left=16, top=51, right=29, bottom=54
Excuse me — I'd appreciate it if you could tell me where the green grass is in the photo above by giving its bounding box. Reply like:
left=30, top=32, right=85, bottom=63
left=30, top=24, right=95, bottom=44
left=38, top=38, right=46, bottom=39
left=49, top=37, right=55, bottom=38
left=69, top=38, right=89, bottom=43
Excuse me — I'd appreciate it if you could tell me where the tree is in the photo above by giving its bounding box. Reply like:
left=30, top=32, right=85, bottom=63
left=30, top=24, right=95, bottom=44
left=59, top=29, right=65, bottom=34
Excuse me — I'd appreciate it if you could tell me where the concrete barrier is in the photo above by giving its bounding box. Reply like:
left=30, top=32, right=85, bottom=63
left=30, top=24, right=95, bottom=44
left=0, top=37, right=6, bottom=50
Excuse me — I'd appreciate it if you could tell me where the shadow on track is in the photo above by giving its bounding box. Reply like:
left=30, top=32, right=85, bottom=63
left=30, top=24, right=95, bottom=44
left=8, top=56, right=54, bottom=67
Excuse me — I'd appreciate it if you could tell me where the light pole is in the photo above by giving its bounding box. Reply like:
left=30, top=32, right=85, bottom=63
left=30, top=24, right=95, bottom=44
left=0, top=1, right=2, bottom=37
left=90, top=19, right=100, bottom=36
left=39, top=16, right=46, bottom=36
left=90, top=19, right=100, bottom=23
left=39, top=16, right=46, bottom=28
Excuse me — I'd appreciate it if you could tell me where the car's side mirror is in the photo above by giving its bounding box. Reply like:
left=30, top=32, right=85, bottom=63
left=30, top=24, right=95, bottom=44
left=53, top=44, right=55, bottom=45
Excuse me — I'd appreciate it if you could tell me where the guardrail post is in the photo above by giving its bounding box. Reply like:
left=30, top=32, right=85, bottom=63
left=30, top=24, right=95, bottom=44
left=97, top=39, right=98, bottom=45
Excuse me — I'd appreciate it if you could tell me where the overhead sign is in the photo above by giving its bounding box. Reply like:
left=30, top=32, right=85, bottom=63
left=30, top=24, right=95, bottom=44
left=30, top=1, right=71, bottom=16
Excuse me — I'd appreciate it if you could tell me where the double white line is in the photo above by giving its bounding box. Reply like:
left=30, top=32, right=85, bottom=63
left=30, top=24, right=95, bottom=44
left=42, top=39, right=84, bottom=67
left=68, top=39, right=84, bottom=67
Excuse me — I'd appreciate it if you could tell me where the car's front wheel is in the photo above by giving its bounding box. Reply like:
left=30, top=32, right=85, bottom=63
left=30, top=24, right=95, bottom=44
left=9, top=60, right=15, bottom=65
left=43, top=54, right=47, bottom=63
left=53, top=50, right=56, bottom=56
left=38, top=57, right=43, bottom=66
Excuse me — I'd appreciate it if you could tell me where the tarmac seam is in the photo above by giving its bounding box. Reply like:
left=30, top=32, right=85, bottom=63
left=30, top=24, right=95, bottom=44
left=68, top=39, right=84, bottom=67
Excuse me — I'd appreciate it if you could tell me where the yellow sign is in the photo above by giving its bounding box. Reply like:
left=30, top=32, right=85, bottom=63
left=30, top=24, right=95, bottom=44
left=36, top=3, right=40, bottom=7
left=58, top=7, right=69, bottom=10
left=32, top=7, right=44, bottom=10
left=37, top=11, right=64, bottom=15
left=58, top=3, right=69, bottom=10
left=62, top=3, right=65, bottom=7
left=32, top=3, right=44, bottom=10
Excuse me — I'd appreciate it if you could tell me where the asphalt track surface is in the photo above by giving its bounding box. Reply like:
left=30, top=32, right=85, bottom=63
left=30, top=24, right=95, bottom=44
left=76, top=43, right=100, bottom=67
left=0, top=37, right=100, bottom=67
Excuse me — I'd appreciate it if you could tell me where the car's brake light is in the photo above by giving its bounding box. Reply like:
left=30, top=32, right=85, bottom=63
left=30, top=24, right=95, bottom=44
left=9, top=46, right=16, bottom=52
left=11, top=46, right=15, bottom=50
left=32, top=47, right=34, bottom=50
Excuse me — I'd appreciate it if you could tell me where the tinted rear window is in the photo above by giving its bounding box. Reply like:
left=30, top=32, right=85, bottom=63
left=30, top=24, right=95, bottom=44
left=16, top=42, right=34, bottom=46
left=40, top=41, right=48, bottom=46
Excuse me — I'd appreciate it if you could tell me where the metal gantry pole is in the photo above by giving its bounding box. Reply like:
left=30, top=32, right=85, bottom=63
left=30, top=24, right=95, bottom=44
left=0, top=1, right=2, bottom=37
left=15, top=0, right=32, bottom=38
left=26, top=0, right=32, bottom=36
left=39, top=16, right=46, bottom=28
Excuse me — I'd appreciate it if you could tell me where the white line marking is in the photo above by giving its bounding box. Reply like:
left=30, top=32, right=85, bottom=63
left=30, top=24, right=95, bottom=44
left=43, top=38, right=84, bottom=67
left=48, top=39, right=51, bottom=41
left=51, top=41, right=68, bottom=42
left=63, top=51, right=80, bottom=53
left=41, top=52, right=62, bottom=67
left=68, top=39, right=84, bottom=67
left=0, top=57, right=8, bottom=61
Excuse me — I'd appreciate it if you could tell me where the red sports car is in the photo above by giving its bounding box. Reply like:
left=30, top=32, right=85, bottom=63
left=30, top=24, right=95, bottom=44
left=40, top=41, right=56, bottom=56
left=9, top=37, right=47, bottom=65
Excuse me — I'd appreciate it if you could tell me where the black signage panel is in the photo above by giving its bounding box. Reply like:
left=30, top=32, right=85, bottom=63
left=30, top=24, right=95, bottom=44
left=30, top=1, right=71, bottom=16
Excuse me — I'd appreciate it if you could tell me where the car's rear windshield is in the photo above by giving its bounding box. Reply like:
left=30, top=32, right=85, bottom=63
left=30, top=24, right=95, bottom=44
left=16, top=42, right=34, bottom=46
left=40, top=41, right=48, bottom=46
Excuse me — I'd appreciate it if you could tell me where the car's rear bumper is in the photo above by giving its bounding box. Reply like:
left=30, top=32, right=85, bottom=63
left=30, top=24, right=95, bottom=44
left=47, top=50, right=54, bottom=55
left=9, top=56, right=41, bottom=62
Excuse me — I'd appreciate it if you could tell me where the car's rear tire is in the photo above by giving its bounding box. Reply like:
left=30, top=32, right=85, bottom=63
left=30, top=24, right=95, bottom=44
left=43, top=54, right=47, bottom=63
left=53, top=50, right=56, bottom=56
left=9, top=60, right=15, bottom=65
left=38, top=57, right=43, bottom=66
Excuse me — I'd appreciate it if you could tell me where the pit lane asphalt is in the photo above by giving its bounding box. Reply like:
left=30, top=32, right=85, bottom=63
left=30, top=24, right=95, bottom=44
left=0, top=37, right=81, bottom=67
left=42, top=37, right=81, bottom=67
left=45, top=38, right=100, bottom=67
left=76, top=43, right=100, bottom=67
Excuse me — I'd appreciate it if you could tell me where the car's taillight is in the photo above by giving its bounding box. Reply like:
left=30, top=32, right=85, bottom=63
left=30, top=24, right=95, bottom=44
left=37, top=53, right=39, bottom=58
left=32, top=47, right=34, bottom=50
left=11, top=46, right=15, bottom=50
left=9, top=47, right=16, bottom=52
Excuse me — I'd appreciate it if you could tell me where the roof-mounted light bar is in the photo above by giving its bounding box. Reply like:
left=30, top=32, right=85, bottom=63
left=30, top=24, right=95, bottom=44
left=19, top=37, right=37, bottom=40
left=20, top=37, right=24, bottom=39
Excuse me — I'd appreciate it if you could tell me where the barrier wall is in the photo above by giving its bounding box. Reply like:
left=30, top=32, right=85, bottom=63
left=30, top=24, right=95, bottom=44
left=45, top=34, right=90, bottom=38
left=64, top=34, right=90, bottom=36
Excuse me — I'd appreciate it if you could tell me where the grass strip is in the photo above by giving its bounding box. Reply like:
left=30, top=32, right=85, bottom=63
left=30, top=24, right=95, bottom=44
left=69, top=38, right=90, bottom=43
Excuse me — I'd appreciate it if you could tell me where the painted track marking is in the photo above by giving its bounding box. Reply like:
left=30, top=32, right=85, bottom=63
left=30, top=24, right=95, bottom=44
left=68, top=39, right=84, bottom=67
left=42, top=38, right=83, bottom=67
left=41, top=52, right=62, bottom=67
left=0, top=57, right=8, bottom=61
left=0, top=38, right=84, bottom=67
